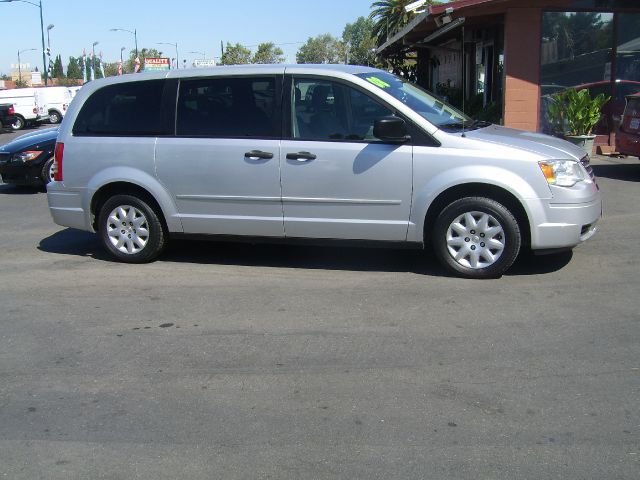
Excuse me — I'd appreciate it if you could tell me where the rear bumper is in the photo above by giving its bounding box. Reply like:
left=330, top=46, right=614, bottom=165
left=0, top=115, right=18, bottom=127
left=47, top=182, right=90, bottom=231
left=616, top=131, right=640, bottom=157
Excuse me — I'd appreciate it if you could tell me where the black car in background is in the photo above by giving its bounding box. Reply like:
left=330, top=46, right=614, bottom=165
left=0, top=103, right=18, bottom=130
left=0, top=127, right=58, bottom=186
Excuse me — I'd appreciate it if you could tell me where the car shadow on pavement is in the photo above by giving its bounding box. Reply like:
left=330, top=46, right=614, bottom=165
left=165, top=238, right=447, bottom=275
left=38, top=228, right=111, bottom=261
left=39, top=228, right=573, bottom=277
left=0, top=184, right=44, bottom=195
left=592, top=163, right=640, bottom=182
left=506, top=250, right=573, bottom=276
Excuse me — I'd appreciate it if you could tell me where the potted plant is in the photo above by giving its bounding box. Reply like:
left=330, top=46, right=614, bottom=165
left=546, top=88, right=610, bottom=154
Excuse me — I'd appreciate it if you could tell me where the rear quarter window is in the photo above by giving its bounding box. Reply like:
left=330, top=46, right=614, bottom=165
left=73, top=80, right=166, bottom=136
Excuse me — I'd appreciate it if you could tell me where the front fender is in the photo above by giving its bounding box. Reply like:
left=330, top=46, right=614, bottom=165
left=408, top=165, right=547, bottom=242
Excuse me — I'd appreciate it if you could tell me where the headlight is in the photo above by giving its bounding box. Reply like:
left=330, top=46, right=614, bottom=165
left=14, top=150, right=43, bottom=163
left=538, top=160, right=585, bottom=187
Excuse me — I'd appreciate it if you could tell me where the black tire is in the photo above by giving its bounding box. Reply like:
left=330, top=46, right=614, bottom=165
left=98, top=194, right=167, bottom=263
left=48, top=110, right=61, bottom=124
left=11, top=115, right=25, bottom=130
left=432, top=197, right=521, bottom=279
left=41, top=157, right=55, bottom=184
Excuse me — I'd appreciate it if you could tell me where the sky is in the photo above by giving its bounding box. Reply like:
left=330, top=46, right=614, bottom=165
left=0, top=0, right=376, bottom=76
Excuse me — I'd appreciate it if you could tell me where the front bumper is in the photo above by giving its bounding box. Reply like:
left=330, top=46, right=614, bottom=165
left=531, top=197, right=601, bottom=250
left=0, top=157, right=47, bottom=186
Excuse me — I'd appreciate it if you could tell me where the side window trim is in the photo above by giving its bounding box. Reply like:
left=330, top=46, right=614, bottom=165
left=162, top=78, right=178, bottom=137
left=285, top=74, right=440, bottom=147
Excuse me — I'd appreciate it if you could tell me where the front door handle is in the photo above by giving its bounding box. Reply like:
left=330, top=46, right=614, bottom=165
left=286, top=151, right=317, bottom=162
left=244, top=150, right=274, bottom=160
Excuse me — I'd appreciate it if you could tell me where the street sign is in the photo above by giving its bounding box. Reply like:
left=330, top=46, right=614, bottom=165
left=194, top=59, right=217, bottom=68
left=144, top=57, right=170, bottom=71
left=31, top=71, right=42, bottom=85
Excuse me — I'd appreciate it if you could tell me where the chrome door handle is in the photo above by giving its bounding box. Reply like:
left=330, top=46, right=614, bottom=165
left=244, top=150, right=273, bottom=160
left=286, top=151, right=317, bottom=162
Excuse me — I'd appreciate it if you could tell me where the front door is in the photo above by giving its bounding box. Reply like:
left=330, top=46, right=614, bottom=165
left=155, top=75, right=284, bottom=237
left=280, top=77, right=412, bottom=241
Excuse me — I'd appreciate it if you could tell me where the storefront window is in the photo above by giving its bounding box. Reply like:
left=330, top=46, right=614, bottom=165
left=614, top=14, right=640, bottom=127
left=540, top=12, right=614, bottom=134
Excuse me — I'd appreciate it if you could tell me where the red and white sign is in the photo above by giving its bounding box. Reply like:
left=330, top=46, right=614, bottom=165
left=144, top=57, right=170, bottom=71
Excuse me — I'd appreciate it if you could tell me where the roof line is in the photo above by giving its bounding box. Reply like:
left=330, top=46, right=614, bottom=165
left=376, top=0, right=502, bottom=55
left=376, top=9, right=431, bottom=55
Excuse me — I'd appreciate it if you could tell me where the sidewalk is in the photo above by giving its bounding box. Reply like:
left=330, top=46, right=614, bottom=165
left=590, top=153, right=639, bottom=166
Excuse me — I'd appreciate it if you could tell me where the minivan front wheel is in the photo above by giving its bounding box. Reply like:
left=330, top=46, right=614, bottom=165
left=98, top=195, right=167, bottom=263
left=433, top=197, right=521, bottom=279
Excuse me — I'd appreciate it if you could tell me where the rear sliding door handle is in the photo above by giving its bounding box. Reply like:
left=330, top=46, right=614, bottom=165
left=286, top=151, right=317, bottom=162
left=244, top=150, right=274, bottom=160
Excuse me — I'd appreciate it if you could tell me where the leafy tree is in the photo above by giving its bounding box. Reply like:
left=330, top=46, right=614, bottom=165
left=66, top=57, right=82, bottom=79
left=125, top=48, right=161, bottom=73
left=343, top=16, right=377, bottom=66
left=252, top=42, right=285, bottom=64
left=220, top=42, right=252, bottom=65
left=52, top=54, right=65, bottom=78
left=296, top=34, right=345, bottom=64
left=542, top=12, right=612, bottom=60
left=369, top=0, right=433, bottom=46
left=93, top=58, right=104, bottom=79
left=103, top=62, right=120, bottom=77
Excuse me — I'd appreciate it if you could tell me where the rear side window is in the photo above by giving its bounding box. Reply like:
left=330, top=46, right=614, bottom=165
left=73, top=80, right=165, bottom=136
left=176, top=76, right=278, bottom=138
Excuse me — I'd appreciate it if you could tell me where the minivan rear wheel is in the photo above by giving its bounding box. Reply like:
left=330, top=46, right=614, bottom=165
left=432, top=197, right=521, bottom=279
left=98, top=194, right=167, bottom=263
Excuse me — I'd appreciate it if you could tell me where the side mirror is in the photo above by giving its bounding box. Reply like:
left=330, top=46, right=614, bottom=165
left=373, top=116, right=410, bottom=143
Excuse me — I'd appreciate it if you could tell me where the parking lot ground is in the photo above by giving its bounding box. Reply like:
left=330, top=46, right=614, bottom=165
left=0, top=128, right=639, bottom=478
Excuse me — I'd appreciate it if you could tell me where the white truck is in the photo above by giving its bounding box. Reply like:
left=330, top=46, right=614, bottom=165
left=34, top=86, right=73, bottom=124
left=0, top=88, right=50, bottom=130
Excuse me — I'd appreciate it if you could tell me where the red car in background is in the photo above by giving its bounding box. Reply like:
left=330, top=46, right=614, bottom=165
left=575, top=80, right=640, bottom=135
left=616, top=93, right=640, bottom=158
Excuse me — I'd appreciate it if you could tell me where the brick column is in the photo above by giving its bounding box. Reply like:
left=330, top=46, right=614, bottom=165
left=503, top=7, right=542, bottom=132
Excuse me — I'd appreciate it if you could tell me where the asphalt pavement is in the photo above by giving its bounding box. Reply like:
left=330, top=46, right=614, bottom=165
left=0, top=125, right=638, bottom=479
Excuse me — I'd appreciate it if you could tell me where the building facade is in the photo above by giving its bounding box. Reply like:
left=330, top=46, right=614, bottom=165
left=376, top=0, right=640, bottom=147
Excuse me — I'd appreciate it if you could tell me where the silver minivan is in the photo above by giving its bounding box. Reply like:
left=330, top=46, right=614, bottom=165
left=47, top=65, right=601, bottom=278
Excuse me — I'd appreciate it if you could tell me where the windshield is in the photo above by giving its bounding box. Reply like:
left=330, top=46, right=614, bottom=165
left=355, top=72, right=473, bottom=130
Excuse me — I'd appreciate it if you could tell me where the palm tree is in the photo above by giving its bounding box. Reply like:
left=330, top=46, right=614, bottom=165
left=370, top=0, right=427, bottom=46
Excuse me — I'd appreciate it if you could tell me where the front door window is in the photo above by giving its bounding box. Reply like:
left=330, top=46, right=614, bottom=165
left=292, top=78, right=393, bottom=141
